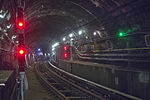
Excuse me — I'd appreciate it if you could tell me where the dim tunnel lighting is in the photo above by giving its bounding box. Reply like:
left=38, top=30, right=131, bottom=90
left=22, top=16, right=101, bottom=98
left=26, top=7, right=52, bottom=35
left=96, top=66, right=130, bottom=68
left=0, top=10, right=7, bottom=18
left=63, top=37, right=66, bottom=41
left=69, top=33, right=73, bottom=38
left=78, top=30, right=82, bottom=35
left=52, top=48, right=55, bottom=51
left=0, top=14, right=5, bottom=18
left=3, top=29, right=7, bottom=32
left=7, top=24, right=11, bottom=29
left=0, top=83, right=5, bottom=86
left=93, top=32, right=97, bottom=36
left=52, top=42, right=59, bottom=48
left=38, top=48, right=41, bottom=51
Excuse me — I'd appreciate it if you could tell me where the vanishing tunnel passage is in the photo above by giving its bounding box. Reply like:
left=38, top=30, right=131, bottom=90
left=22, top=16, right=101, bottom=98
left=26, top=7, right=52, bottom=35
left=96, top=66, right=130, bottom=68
left=0, top=0, right=150, bottom=100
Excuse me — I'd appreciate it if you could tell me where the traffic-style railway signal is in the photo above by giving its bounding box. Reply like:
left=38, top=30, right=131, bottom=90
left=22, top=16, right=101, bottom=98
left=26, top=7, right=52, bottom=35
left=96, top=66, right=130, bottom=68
left=18, top=45, right=25, bottom=72
left=19, top=49, right=25, bottom=55
left=18, top=34, right=25, bottom=72
left=64, top=46, right=67, bottom=51
left=63, top=45, right=70, bottom=59
left=17, top=7, right=24, bottom=30
left=17, top=7, right=25, bottom=72
left=17, top=5, right=26, bottom=100
left=64, top=53, right=68, bottom=58
left=18, top=21, right=24, bottom=28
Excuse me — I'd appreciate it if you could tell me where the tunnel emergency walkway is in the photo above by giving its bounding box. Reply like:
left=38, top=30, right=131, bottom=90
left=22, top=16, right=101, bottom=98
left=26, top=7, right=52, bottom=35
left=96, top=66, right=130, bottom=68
left=24, top=63, right=55, bottom=100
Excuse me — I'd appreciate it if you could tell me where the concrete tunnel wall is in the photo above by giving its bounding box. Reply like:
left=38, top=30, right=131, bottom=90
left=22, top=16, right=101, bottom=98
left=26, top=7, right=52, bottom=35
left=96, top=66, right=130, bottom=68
left=58, top=60, right=150, bottom=100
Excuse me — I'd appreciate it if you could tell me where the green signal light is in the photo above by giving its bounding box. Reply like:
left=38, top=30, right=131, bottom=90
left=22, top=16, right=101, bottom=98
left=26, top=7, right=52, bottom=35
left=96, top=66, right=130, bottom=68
left=119, top=32, right=124, bottom=37
left=117, top=26, right=139, bottom=38
left=118, top=32, right=127, bottom=37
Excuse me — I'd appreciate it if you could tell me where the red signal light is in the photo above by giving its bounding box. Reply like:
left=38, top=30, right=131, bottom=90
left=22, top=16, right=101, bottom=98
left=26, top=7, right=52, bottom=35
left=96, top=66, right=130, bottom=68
left=18, top=48, right=25, bottom=72
left=18, top=21, right=24, bottom=28
left=64, top=46, right=67, bottom=50
left=64, top=53, right=68, bottom=58
left=19, top=49, right=24, bottom=55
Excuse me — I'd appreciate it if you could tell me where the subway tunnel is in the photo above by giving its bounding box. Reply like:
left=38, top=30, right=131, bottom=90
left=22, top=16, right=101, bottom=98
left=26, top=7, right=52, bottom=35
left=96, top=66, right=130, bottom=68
left=0, top=0, right=150, bottom=100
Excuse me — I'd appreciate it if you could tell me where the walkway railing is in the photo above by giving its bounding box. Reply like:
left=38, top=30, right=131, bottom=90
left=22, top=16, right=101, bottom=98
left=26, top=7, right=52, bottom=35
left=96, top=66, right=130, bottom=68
left=75, top=47, right=150, bottom=69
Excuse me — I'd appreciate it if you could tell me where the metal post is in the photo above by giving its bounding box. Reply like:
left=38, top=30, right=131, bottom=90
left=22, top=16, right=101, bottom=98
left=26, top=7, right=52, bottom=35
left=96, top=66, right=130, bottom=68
left=70, top=39, right=73, bottom=61
left=20, top=72, right=25, bottom=100
left=25, top=55, right=28, bottom=67
left=24, top=74, right=28, bottom=90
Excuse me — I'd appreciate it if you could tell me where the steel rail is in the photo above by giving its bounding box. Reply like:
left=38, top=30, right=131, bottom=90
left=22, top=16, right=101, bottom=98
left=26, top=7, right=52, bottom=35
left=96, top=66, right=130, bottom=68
left=35, top=63, right=105, bottom=100
left=35, top=65, right=68, bottom=100
left=48, top=62, right=143, bottom=100
left=45, top=64, right=105, bottom=100
left=35, top=61, right=143, bottom=100
left=9, top=82, right=17, bottom=100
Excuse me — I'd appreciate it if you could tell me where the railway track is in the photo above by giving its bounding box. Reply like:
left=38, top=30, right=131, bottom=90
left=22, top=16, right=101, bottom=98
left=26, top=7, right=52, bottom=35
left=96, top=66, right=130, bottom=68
left=35, top=62, right=142, bottom=100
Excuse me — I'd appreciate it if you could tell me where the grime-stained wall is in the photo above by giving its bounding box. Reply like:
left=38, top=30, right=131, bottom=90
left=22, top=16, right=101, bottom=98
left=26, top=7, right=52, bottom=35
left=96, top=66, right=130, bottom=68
left=59, top=60, right=150, bottom=100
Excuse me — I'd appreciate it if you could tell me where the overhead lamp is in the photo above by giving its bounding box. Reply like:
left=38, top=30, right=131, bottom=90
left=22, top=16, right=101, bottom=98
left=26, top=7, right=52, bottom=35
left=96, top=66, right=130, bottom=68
left=93, top=32, right=97, bottom=36
left=52, top=48, right=55, bottom=51
left=7, top=24, right=11, bottom=29
left=70, top=38, right=74, bottom=41
left=0, top=11, right=7, bottom=18
left=0, top=14, right=4, bottom=18
left=0, top=10, right=3, bottom=13
left=3, top=29, right=7, bottom=32
left=78, top=30, right=82, bottom=35
left=52, top=42, right=59, bottom=48
left=69, top=33, right=73, bottom=38
left=38, top=48, right=41, bottom=51
left=16, top=41, right=19, bottom=44
left=63, top=37, right=66, bottom=41
left=48, top=53, right=50, bottom=56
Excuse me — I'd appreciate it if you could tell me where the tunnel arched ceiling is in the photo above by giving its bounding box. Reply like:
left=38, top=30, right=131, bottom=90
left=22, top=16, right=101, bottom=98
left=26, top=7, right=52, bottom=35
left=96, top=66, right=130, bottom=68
left=24, top=0, right=150, bottom=50
left=1, top=0, right=149, bottom=52
left=24, top=0, right=99, bottom=50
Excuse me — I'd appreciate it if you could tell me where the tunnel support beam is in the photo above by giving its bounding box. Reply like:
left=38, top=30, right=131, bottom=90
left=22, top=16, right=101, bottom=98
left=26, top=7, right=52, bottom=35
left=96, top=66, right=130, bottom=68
left=70, top=39, right=73, bottom=61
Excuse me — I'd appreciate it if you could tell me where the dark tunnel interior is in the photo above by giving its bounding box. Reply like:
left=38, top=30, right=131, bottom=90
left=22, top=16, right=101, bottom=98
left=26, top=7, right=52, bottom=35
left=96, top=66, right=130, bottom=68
left=0, top=0, right=149, bottom=53
left=0, top=0, right=150, bottom=100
